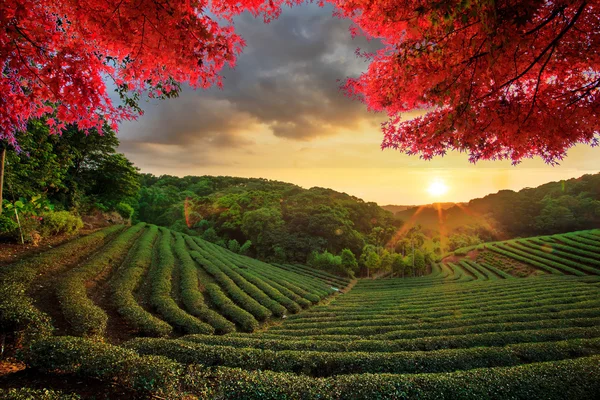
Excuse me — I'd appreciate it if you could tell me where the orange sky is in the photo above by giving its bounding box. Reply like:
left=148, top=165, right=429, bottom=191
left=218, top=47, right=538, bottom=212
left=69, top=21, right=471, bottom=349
left=121, top=115, right=599, bottom=205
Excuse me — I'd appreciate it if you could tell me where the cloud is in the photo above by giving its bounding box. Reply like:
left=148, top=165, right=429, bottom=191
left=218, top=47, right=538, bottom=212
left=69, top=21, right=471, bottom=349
left=118, top=3, right=385, bottom=161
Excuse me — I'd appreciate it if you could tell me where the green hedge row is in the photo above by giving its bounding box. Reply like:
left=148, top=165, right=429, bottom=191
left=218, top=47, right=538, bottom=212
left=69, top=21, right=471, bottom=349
left=564, top=233, right=600, bottom=248
left=0, top=388, right=80, bottom=400
left=510, top=241, right=600, bottom=275
left=19, top=336, right=182, bottom=396
left=188, top=247, right=272, bottom=321
left=518, top=240, right=600, bottom=270
left=285, top=291, right=600, bottom=322
left=489, top=244, right=563, bottom=274
left=555, top=235, right=600, bottom=253
left=274, top=308, right=600, bottom=334
left=19, top=336, right=600, bottom=399
left=149, top=230, right=213, bottom=334
left=190, top=240, right=288, bottom=317
left=0, top=225, right=123, bottom=343
left=204, top=283, right=258, bottom=332
left=110, top=225, right=173, bottom=337
left=173, top=234, right=235, bottom=334
left=126, top=336, right=600, bottom=377
left=242, top=326, right=600, bottom=352
left=530, top=237, right=600, bottom=261
left=204, top=241, right=332, bottom=296
left=457, top=260, right=488, bottom=280
left=478, top=261, right=515, bottom=279
left=55, top=223, right=145, bottom=337
left=249, top=272, right=312, bottom=308
left=313, top=280, right=591, bottom=308
left=200, top=355, right=600, bottom=400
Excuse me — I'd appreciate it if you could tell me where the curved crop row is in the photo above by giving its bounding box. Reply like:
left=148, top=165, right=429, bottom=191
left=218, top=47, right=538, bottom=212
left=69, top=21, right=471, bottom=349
left=189, top=248, right=272, bottom=321
left=0, top=224, right=123, bottom=342
left=126, top=336, right=600, bottom=376
left=173, top=234, right=235, bottom=334
left=56, top=223, right=145, bottom=337
left=110, top=225, right=173, bottom=337
left=188, top=239, right=288, bottom=317
left=149, top=230, right=213, bottom=334
left=204, top=283, right=259, bottom=332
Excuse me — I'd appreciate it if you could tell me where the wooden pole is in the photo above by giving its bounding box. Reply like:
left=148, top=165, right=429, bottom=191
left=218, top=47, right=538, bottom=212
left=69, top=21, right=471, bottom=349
left=0, top=147, right=5, bottom=215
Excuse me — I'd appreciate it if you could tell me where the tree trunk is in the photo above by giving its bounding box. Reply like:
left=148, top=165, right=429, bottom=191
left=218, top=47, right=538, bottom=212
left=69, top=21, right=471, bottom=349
left=0, top=147, right=5, bottom=215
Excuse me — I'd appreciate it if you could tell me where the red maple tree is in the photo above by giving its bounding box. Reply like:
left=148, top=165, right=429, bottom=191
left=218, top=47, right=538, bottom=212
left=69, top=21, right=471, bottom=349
left=0, top=0, right=296, bottom=148
left=1, top=0, right=599, bottom=165
left=333, top=0, right=600, bottom=163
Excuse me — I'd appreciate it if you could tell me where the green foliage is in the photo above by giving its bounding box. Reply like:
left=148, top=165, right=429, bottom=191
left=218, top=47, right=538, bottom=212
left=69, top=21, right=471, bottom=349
left=116, top=202, right=135, bottom=220
left=172, top=234, right=235, bottom=334
left=56, top=224, right=144, bottom=337
left=0, top=388, right=80, bottom=400
left=19, top=336, right=182, bottom=396
left=110, top=225, right=173, bottom=337
left=3, top=122, right=140, bottom=219
left=0, top=213, right=18, bottom=237
left=149, top=229, right=213, bottom=334
left=135, top=175, right=395, bottom=263
left=0, top=225, right=123, bottom=344
left=204, top=283, right=259, bottom=332
left=127, top=336, right=600, bottom=376
left=308, top=250, right=342, bottom=275
left=340, top=248, right=359, bottom=277
left=40, top=211, right=83, bottom=236
left=227, top=238, right=241, bottom=253
left=240, top=240, right=252, bottom=255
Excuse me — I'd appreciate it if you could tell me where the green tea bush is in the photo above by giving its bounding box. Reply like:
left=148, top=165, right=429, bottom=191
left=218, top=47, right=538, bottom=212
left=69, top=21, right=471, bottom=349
left=56, top=223, right=144, bottom=337
left=115, top=202, right=134, bottom=220
left=125, top=336, right=600, bottom=376
left=189, top=248, right=272, bottom=321
left=173, top=234, right=235, bottom=334
left=204, top=283, right=258, bottom=332
left=111, top=225, right=173, bottom=337
left=20, top=336, right=182, bottom=396
left=0, top=388, right=80, bottom=400
left=0, top=225, right=123, bottom=343
left=149, top=230, right=213, bottom=334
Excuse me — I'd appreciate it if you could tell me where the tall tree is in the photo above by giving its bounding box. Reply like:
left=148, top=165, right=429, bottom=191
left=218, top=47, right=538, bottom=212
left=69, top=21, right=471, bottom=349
left=335, top=0, right=600, bottom=163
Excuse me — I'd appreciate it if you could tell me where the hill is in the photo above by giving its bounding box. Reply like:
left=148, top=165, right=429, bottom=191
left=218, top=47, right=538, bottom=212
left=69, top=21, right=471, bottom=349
left=1, top=227, right=600, bottom=398
left=393, top=173, right=600, bottom=240
left=135, top=174, right=396, bottom=263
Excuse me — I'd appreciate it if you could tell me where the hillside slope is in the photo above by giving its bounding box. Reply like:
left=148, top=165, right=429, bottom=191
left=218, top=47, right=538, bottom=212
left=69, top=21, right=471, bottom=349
left=1, top=228, right=600, bottom=398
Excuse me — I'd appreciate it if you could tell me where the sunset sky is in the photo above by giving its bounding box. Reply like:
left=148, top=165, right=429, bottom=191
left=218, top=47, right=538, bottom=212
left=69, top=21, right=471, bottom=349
left=117, top=3, right=599, bottom=206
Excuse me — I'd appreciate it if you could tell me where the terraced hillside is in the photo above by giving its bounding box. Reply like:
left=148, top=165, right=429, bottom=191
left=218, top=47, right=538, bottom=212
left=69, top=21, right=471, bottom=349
left=450, top=229, right=600, bottom=279
left=1, top=227, right=600, bottom=399
left=0, top=223, right=347, bottom=346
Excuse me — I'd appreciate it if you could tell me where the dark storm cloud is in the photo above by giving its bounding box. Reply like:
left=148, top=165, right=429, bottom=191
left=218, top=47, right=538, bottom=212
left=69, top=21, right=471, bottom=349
left=118, top=4, right=383, bottom=161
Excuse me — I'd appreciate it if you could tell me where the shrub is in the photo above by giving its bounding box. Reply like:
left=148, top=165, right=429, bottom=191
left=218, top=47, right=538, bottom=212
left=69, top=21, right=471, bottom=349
left=173, top=234, right=235, bottom=334
left=40, top=211, right=83, bottom=236
left=149, top=229, right=214, bottom=334
left=126, top=336, right=600, bottom=377
left=111, top=225, right=173, bottom=337
left=56, top=223, right=144, bottom=337
left=115, top=202, right=134, bottom=220
left=19, top=336, right=182, bottom=396
left=204, top=283, right=259, bottom=332
left=0, top=388, right=80, bottom=399
left=0, top=225, right=123, bottom=344
left=0, top=213, right=18, bottom=237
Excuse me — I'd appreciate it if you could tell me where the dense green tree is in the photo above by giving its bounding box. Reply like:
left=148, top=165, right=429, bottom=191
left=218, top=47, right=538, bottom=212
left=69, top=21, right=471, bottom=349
left=228, top=239, right=241, bottom=254
left=340, top=249, right=359, bottom=277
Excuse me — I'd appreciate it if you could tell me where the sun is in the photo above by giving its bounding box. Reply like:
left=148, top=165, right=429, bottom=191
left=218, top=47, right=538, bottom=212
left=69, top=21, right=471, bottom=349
left=427, top=179, right=449, bottom=198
